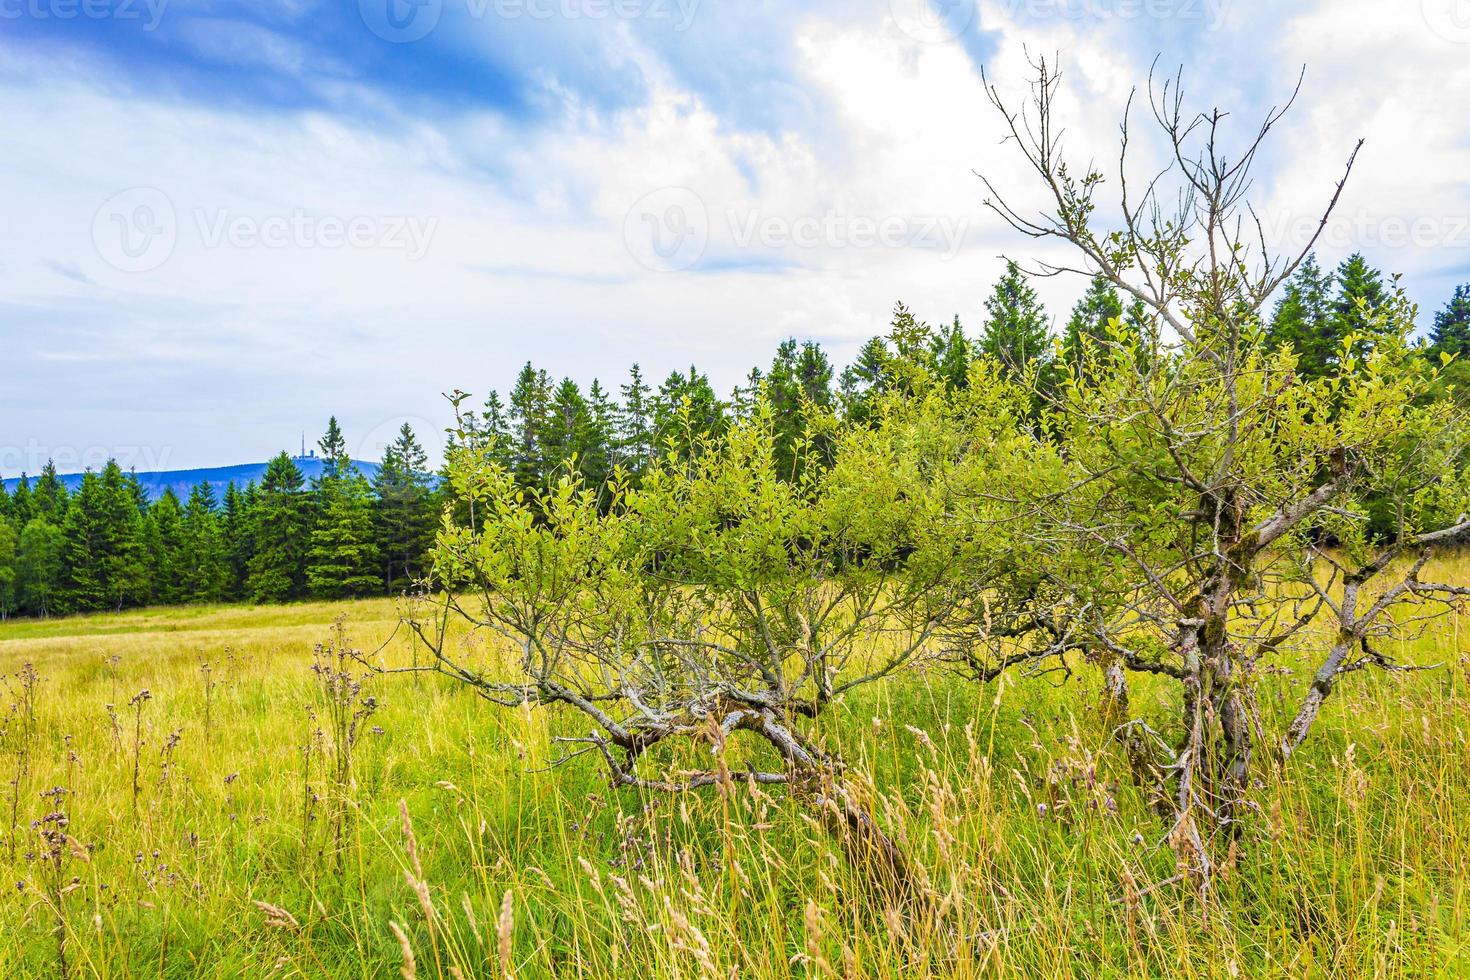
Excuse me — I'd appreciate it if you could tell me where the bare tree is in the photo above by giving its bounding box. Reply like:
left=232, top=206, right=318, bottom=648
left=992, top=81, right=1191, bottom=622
left=977, top=55, right=1470, bottom=883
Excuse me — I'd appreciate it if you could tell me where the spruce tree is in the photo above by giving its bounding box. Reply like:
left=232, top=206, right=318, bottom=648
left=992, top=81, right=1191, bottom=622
left=59, top=462, right=148, bottom=613
left=0, top=516, right=16, bottom=619
left=509, top=363, right=553, bottom=491
left=618, top=364, right=654, bottom=478
left=247, top=453, right=308, bottom=603
left=766, top=339, right=835, bottom=480
left=1265, top=253, right=1334, bottom=375
left=1062, top=276, right=1124, bottom=376
left=182, top=483, right=228, bottom=603
left=838, top=335, right=892, bottom=424
left=9, top=476, right=33, bottom=527
left=304, top=417, right=379, bottom=598
left=542, top=378, right=593, bottom=482
left=1329, top=253, right=1391, bottom=364
left=375, top=424, right=434, bottom=590
left=981, top=261, right=1050, bottom=378
left=307, top=470, right=381, bottom=599
left=930, top=317, right=973, bottom=389
left=730, top=367, right=764, bottom=421
left=318, top=416, right=350, bottom=477
left=652, top=367, right=727, bottom=463
left=479, top=391, right=513, bottom=468
left=17, top=518, right=63, bottom=618
left=1430, top=283, right=1470, bottom=357
left=33, top=461, right=69, bottom=523
left=149, top=488, right=187, bottom=605
left=585, top=380, right=618, bottom=487
left=222, top=482, right=254, bottom=601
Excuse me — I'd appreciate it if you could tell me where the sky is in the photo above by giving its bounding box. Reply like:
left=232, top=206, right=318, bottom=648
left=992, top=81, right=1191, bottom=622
left=2, top=0, right=1469, bottom=475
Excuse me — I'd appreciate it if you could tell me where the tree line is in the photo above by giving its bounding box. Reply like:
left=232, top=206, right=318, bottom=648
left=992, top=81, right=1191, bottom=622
left=0, top=420, right=437, bottom=617
left=1, top=253, right=1466, bottom=621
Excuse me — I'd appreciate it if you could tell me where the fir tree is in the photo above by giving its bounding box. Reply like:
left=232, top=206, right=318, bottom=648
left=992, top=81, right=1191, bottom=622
left=1063, top=277, right=1124, bottom=374
left=766, top=339, right=835, bottom=480
left=17, top=519, right=63, bottom=618
left=318, top=416, right=350, bottom=477
left=1319, top=252, right=1394, bottom=371
left=59, top=462, right=148, bottom=613
left=33, top=461, right=69, bottom=523
left=1430, top=283, right=1470, bottom=357
left=838, top=335, right=893, bottom=424
left=247, top=453, right=308, bottom=603
left=509, top=362, right=553, bottom=490
left=375, top=424, right=434, bottom=590
left=652, top=367, right=726, bottom=463
left=981, top=261, right=1050, bottom=378
left=930, top=317, right=973, bottom=389
left=543, top=378, right=594, bottom=482
left=1266, top=254, right=1334, bottom=375
left=9, top=476, right=34, bottom=527
left=182, top=483, right=228, bottom=603
left=0, top=516, right=16, bottom=619
left=479, top=390, right=513, bottom=468
left=618, top=364, right=655, bottom=478
left=149, top=488, right=188, bottom=605
left=222, top=482, right=254, bottom=601
left=307, top=470, right=381, bottom=599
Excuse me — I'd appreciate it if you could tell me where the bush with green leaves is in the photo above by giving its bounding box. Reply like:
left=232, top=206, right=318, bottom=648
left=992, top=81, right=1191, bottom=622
left=400, top=376, right=1050, bottom=894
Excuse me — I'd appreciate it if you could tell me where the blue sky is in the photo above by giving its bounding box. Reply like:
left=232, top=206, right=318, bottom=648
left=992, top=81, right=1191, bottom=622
left=3, top=0, right=1469, bottom=474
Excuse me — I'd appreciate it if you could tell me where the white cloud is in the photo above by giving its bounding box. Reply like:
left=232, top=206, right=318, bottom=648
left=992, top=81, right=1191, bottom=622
left=1, top=0, right=1466, bottom=473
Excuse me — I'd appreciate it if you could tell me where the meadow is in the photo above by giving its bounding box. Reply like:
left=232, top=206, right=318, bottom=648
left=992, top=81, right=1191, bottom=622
left=1, top=563, right=1468, bottom=980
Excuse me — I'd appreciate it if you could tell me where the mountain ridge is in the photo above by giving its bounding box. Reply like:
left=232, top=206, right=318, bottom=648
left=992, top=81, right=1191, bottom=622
left=1, top=457, right=382, bottom=503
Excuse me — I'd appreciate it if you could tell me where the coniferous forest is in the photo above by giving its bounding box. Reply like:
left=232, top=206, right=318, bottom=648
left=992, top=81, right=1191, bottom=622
left=2, top=253, right=1467, bottom=621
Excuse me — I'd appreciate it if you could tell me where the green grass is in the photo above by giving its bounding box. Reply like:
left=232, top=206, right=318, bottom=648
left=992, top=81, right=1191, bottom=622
left=1, top=570, right=1468, bottom=979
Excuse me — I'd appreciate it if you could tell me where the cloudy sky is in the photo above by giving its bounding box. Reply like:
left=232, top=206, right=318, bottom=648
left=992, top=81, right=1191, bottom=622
left=3, top=0, right=1468, bottom=474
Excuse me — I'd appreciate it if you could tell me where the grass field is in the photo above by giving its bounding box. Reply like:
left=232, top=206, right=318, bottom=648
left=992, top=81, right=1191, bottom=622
left=1, top=570, right=1468, bottom=978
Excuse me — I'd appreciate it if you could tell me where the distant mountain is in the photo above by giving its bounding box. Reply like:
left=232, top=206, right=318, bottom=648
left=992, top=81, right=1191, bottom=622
left=2, top=457, right=381, bottom=504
